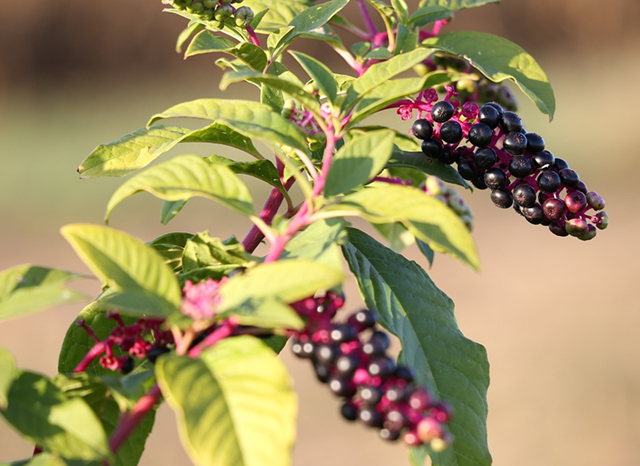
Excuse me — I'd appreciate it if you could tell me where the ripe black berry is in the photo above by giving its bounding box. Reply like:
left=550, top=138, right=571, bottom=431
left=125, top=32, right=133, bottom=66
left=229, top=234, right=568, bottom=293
left=340, top=401, right=359, bottom=421
left=439, top=147, right=458, bottom=165
left=385, top=386, right=408, bottom=403
left=120, top=356, right=134, bottom=375
left=292, top=339, right=315, bottom=359
left=537, top=171, right=562, bottom=193
left=315, top=344, right=339, bottom=365
left=409, top=388, right=431, bottom=411
left=431, top=101, right=455, bottom=122
left=147, top=346, right=170, bottom=363
left=335, top=354, right=360, bottom=376
left=525, top=132, right=545, bottom=153
left=360, top=386, right=383, bottom=405
left=484, top=167, right=507, bottom=189
left=500, top=111, right=523, bottom=132
left=508, top=156, right=533, bottom=178
left=503, top=131, right=528, bottom=155
left=363, top=331, right=391, bottom=355
left=394, top=366, right=416, bottom=382
left=523, top=204, right=544, bottom=224
left=314, top=362, right=330, bottom=383
left=457, top=160, right=477, bottom=180
left=553, top=158, right=569, bottom=170
left=478, top=104, right=501, bottom=128
left=440, top=120, right=463, bottom=143
left=512, top=184, right=537, bottom=207
left=473, top=147, right=497, bottom=169
left=549, top=221, right=570, bottom=237
left=347, top=309, right=376, bottom=331
left=468, top=123, right=494, bottom=147
left=559, top=168, right=580, bottom=188
left=412, top=119, right=433, bottom=140
left=368, top=356, right=396, bottom=378
left=471, top=175, right=488, bottom=190
left=421, top=139, right=444, bottom=160
left=542, top=198, right=566, bottom=220
left=490, top=189, right=513, bottom=209
left=380, top=428, right=401, bottom=442
left=329, top=376, right=356, bottom=397
left=533, top=150, right=555, bottom=169
left=359, top=407, right=384, bottom=428
left=565, top=190, right=588, bottom=213
left=330, top=324, right=357, bottom=343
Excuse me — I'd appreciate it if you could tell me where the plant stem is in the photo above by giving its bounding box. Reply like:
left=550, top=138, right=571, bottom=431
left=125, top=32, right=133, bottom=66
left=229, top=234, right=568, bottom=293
left=73, top=341, right=107, bottom=373
left=108, top=384, right=163, bottom=455
left=357, top=0, right=378, bottom=37
left=246, top=25, right=261, bottom=47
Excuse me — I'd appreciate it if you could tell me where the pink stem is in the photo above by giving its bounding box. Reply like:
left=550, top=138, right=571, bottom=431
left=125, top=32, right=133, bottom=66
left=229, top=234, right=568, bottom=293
left=188, top=320, right=237, bottom=358
left=109, top=384, right=163, bottom=454
left=246, top=25, right=261, bottom=47
left=357, top=0, right=378, bottom=37
left=73, top=341, right=108, bottom=373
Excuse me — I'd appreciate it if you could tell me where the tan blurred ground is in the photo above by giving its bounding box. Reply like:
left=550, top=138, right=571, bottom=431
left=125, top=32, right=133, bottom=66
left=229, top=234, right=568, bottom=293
left=1, top=1, right=639, bottom=465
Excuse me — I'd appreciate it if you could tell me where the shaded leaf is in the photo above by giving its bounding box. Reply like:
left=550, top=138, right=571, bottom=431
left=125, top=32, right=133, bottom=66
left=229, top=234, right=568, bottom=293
left=156, top=336, right=297, bottom=466
left=419, top=0, right=498, bottom=11
left=343, top=229, right=490, bottom=466
left=147, top=232, right=194, bottom=273
left=290, top=51, right=339, bottom=106
left=185, top=31, right=268, bottom=70
left=105, top=155, right=254, bottom=222
left=218, top=298, right=304, bottom=331
left=424, top=31, right=555, bottom=118
left=61, top=225, right=182, bottom=318
left=182, top=232, right=250, bottom=272
left=387, top=150, right=469, bottom=188
left=0, top=347, right=16, bottom=409
left=281, top=218, right=347, bottom=272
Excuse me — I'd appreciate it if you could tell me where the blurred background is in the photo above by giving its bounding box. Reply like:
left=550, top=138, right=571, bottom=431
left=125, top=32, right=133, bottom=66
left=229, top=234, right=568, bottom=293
left=1, top=1, right=639, bottom=465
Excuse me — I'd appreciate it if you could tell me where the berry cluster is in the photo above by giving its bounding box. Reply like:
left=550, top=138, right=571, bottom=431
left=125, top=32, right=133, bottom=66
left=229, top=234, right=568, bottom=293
left=401, top=87, right=608, bottom=240
left=289, top=293, right=452, bottom=451
left=76, top=312, right=174, bottom=374
left=164, top=0, right=254, bottom=28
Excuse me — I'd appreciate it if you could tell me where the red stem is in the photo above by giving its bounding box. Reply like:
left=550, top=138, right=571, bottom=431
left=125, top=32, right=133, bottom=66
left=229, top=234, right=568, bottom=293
left=246, top=25, right=261, bottom=47
left=73, top=341, right=108, bottom=373
left=109, top=384, right=163, bottom=454
left=357, top=0, right=378, bottom=38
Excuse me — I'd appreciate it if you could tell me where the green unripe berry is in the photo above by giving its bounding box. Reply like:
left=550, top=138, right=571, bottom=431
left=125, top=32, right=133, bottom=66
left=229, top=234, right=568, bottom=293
left=413, top=63, right=429, bottom=76
left=219, top=0, right=232, bottom=4
left=214, top=4, right=233, bottom=20
left=455, top=78, right=478, bottom=96
left=234, top=6, right=254, bottom=27
left=303, top=82, right=319, bottom=94
left=200, top=8, right=214, bottom=20
left=308, top=139, right=324, bottom=152
left=595, top=211, right=609, bottom=230
left=203, top=0, right=219, bottom=8
left=187, top=1, right=204, bottom=13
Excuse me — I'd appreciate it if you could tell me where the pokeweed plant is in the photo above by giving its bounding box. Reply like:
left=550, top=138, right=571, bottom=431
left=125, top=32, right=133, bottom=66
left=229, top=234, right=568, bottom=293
left=0, top=0, right=609, bottom=465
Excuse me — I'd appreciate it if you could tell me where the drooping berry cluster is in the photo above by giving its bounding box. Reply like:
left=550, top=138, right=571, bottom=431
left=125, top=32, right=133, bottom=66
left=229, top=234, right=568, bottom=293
left=289, top=293, right=452, bottom=451
left=401, top=86, right=608, bottom=240
left=163, top=0, right=254, bottom=28
left=76, top=312, right=174, bottom=374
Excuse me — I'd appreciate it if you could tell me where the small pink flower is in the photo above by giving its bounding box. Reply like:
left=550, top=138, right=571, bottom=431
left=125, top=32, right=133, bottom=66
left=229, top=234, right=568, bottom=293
left=181, top=279, right=223, bottom=320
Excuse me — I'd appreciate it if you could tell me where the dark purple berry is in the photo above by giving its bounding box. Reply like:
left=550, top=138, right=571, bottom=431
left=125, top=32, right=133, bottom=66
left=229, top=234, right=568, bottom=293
left=468, top=123, right=494, bottom=147
left=533, top=150, right=555, bottom=169
left=484, top=102, right=504, bottom=117
left=147, top=346, right=170, bottom=363
left=380, top=428, right=401, bottom=442
left=490, top=189, right=513, bottom=209
left=431, top=101, right=455, bottom=123
left=385, top=385, right=408, bottom=403
left=473, top=147, right=497, bottom=169
left=575, top=180, right=588, bottom=194
left=368, top=356, right=396, bottom=378
left=335, top=354, right=360, bottom=376
left=292, top=339, right=315, bottom=359
left=313, top=362, right=330, bottom=383
left=360, top=386, right=383, bottom=405
left=508, top=156, right=533, bottom=178
left=330, top=324, right=357, bottom=343
left=412, top=119, right=433, bottom=140
left=421, top=139, right=444, bottom=160
left=559, top=168, right=580, bottom=188
left=457, top=160, right=477, bottom=180
left=409, top=388, right=432, bottom=411
left=513, top=184, right=537, bottom=207
left=340, top=401, right=359, bottom=421
left=500, top=111, right=523, bottom=132
left=549, top=221, right=569, bottom=237
left=564, top=190, right=588, bottom=213
left=542, top=198, right=566, bottom=220
left=503, top=131, right=528, bottom=155
left=121, top=357, right=134, bottom=375
left=347, top=309, right=376, bottom=331
left=359, top=407, right=384, bottom=427
left=472, top=175, right=488, bottom=190
left=439, top=146, right=457, bottom=164
left=384, top=409, right=408, bottom=430
left=553, top=158, right=569, bottom=170
left=363, top=331, right=390, bottom=355
left=523, top=204, right=544, bottom=224
left=315, top=344, right=339, bottom=365
left=439, top=120, right=463, bottom=143
left=525, top=132, right=545, bottom=153
left=329, top=376, right=356, bottom=398
left=484, top=167, right=507, bottom=189
left=537, top=170, right=562, bottom=193
left=394, top=366, right=416, bottom=382
left=478, top=104, right=500, bottom=128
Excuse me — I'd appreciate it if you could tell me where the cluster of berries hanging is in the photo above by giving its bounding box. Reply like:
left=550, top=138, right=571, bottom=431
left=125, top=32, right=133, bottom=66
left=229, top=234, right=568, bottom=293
left=75, top=312, right=174, bottom=374
left=163, top=0, right=254, bottom=28
left=400, top=86, right=608, bottom=240
left=289, top=293, right=452, bottom=451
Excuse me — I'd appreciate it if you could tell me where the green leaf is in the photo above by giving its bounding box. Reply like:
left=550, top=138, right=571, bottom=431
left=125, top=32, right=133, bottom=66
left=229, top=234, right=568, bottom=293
left=363, top=47, right=391, bottom=60
left=105, top=155, right=254, bottom=222
left=148, top=99, right=308, bottom=152
left=61, top=224, right=182, bottom=318
left=269, top=0, right=349, bottom=59
left=219, top=298, right=304, bottom=331
left=387, top=150, right=469, bottom=188
left=419, top=0, right=499, bottom=11
left=241, top=0, right=311, bottom=33
left=160, top=200, right=186, bottom=225
left=290, top=51, right=339, bottom=107
left=407, top=5, right=452, bottom=27
left=423, top=31, right=555, bottom=118
left=0, top=371, right=110, bottom=461
left=0, top=347, right=16, bottom=409
left=220, top=71, right=322, bottom=119
left=0, top=453, right=78, bottom=466
left=281, top=218, right=347, bottom=272
left=79, top=123, right=262, bottom=179
left=327, top=184, right=480, bottom=269
left=416, top=237, right=436, bottom=267
left=156, top=336, right=297, bottom=466
left=342, top=228, right=491, bottom=466
left=391, top=0, right=409, bottom=23
left=182, top=232, right=250, bottom=272
left=219, top=260, right=344, bottom=313
left=365, top=0, right=395, bottom=19
left=341, top=48, right=432, bottom=112
left=0, top=265, right=85, bottom=324
left=185, top=31, right=268, bottom=71
left=147, top=232, right=194, bottom=273
left=350, top=71, right=459, bottom=124
left=373, top=222, right=415, bottom=252
left=176, top=23, right=204, bottom=54
left=324, top=130, right=396, bottom=196
left=54, top=373, right=155, bottom=466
